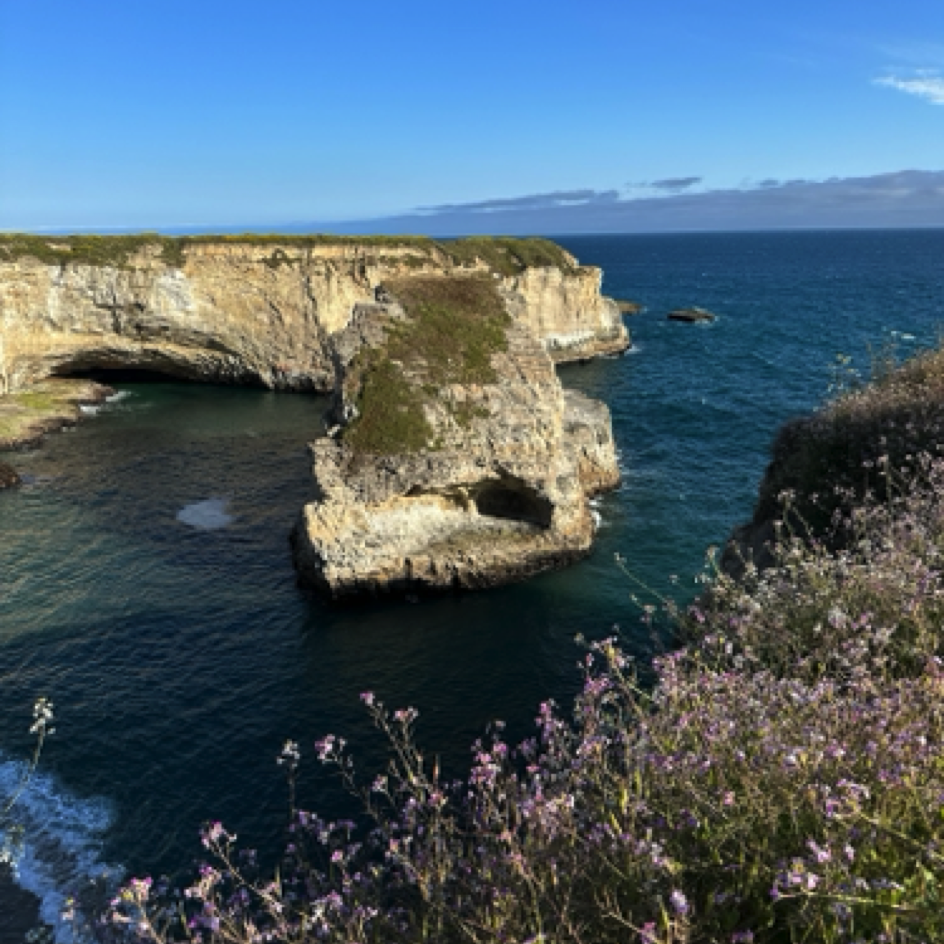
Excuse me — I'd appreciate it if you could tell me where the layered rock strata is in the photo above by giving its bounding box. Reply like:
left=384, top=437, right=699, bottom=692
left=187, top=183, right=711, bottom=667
left=0, top=236, right=628, bottom=394
left=292, top=276, right=620, bottom=597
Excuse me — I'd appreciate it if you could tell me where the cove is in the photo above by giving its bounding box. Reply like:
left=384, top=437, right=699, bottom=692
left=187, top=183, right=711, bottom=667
left=1, top=230, right=943, bottom=923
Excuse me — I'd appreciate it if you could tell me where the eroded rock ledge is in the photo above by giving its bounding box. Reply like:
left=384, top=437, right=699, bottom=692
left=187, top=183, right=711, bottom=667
left=291, top=276, right=620, bottom=597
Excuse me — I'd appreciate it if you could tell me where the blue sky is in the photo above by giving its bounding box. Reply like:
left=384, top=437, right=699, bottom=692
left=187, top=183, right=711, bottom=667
left=1, top=0, right=942, bottom=232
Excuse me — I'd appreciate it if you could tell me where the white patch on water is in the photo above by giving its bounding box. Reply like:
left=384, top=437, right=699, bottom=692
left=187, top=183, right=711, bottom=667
left=0, top=753, right=119, bottom=942
left=80, top=390, right=135, bottom=417
left=589, top=497, right=608, bottom=528
left=176, top=498, right=234, bottom=530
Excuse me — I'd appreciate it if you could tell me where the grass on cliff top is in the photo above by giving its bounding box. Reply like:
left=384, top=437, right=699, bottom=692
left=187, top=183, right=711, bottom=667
left=754, top=340, right=944, bottom=534
left=0, top=233, right=576, bottom=275
left=342, top=277, right=510, bottom=456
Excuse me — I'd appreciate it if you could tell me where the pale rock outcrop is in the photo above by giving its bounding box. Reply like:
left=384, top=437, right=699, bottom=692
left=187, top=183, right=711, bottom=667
left=291, top=278, right=620, bottom=597
left=498, top=265, right=628, bottom=362
left=0, top=238, right=629, bottom=393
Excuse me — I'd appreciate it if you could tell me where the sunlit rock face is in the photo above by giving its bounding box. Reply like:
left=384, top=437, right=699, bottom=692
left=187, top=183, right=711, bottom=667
left=291, top=276, right=620, bottom=597
left=0, top=237, right=628, bottom=393
left=498, top=265, right=629, bottom=362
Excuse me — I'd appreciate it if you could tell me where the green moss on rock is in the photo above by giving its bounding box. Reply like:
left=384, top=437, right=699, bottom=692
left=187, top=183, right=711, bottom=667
left=342, top=277, right=511, bottom=456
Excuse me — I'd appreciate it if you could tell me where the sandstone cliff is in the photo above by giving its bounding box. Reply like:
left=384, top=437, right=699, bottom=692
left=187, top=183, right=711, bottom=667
left=0, top=235, right=628, bottom=394
left=291, top=276, right=620, bottom=596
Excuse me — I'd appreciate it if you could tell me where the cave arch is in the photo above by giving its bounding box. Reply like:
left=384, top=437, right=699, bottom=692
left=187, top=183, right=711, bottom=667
left=473, top=476, right=553, bottom=528
left=46, top=347, right=269, bottom=388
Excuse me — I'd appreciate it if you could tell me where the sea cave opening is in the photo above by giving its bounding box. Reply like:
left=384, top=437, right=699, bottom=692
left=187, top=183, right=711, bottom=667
left=54, top=366, right=200, bottom=384
left=473, top=477, right=553, bottom=528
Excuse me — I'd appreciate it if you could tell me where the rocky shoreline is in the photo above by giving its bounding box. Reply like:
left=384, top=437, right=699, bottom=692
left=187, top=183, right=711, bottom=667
left=0, top=378, right=112, bottom=451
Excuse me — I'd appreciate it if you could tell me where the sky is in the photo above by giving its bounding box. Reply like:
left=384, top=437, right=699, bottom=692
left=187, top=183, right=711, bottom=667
left=1, top=0, right=943, bottom=233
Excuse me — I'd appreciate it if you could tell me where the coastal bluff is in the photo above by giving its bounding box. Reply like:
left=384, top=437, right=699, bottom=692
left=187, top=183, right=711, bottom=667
left=0, top=234, right=626, bottom=596
left=0, top=234, right=628, bottom=394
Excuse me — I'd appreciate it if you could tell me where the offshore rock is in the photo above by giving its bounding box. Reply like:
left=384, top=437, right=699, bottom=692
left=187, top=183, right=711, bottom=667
left=668, top=306, right=716, bottom=323
left=0, top=235, right=627, bottom=393
left=292, top=276, right=620, bottom=597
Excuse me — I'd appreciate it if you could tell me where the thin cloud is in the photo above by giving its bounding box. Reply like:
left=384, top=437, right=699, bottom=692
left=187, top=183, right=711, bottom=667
left=875, top=74, right=944, bottom=105
left=649, top=176, right=702, bottom=192
left=418, top=189, right=619, bottom=214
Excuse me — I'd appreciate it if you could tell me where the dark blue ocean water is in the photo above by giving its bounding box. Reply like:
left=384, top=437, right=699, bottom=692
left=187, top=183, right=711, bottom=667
left=1, top=230, right=942, bottom=928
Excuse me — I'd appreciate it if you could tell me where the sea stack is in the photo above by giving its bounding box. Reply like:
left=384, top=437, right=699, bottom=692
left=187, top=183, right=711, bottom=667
left=292, top=276, right=620, bottom=597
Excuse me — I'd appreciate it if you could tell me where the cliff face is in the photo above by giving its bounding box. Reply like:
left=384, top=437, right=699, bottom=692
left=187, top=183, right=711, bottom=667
left=499, top=265, right=626, bottom=363
left=0, top=236, right=628, bottom=393
left=291, top=276, right=620, bottom=597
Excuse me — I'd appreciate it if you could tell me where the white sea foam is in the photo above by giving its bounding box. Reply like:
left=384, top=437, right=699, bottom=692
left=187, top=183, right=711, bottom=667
left=105, top=391, right=134, bottom=403
left=0, top=753, right=118, bottom=942
left=78, top=404, right=101, bottom=415
left=176, top=498, right=234, bottom=530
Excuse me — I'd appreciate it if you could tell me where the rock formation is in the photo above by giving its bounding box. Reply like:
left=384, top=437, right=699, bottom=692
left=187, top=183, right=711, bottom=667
left=292, top=276, right=620, bottom=597
left=0, top=377, right=112, bottom=449
left=615, top=299, right=643, bottom=314
left=0, top=234, right=626, bottom=597
left=667, top=306, right=716, bottom=323
left=0, top=235, right=628, bottom=394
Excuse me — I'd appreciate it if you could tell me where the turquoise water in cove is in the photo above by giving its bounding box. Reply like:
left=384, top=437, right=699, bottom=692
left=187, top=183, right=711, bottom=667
left=1, top=230, right=943, bottom=927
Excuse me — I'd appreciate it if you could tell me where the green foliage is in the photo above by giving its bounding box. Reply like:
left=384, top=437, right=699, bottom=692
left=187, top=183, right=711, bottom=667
left=343, top=358, right=434, bottom=456
left=442, top=236, right=577, bottom=276
left=0, top=233, right=183, bottom=269
left=342, top=277, right=510, bottom=455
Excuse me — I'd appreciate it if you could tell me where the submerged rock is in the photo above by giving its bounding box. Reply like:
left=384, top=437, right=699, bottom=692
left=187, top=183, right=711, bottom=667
left=615, top=299, right=644, bottom=314
left=668, top=306, right=716, bottom=323
left=0, top=461, right=20, bottom=488
left=292, top=276, right=620, bottom=598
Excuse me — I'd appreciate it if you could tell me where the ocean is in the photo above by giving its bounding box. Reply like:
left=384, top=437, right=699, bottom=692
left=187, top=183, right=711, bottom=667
left=1, top=229, right=942, bottom=934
